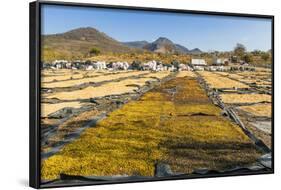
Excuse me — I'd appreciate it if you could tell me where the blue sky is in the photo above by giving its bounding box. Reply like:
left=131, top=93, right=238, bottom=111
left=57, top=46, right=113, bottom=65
left=41, top=4, right=272, bottom=52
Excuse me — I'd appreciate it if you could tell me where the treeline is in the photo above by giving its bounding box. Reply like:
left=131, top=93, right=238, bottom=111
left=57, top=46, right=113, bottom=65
left=232, top=43, right=271, bottom=66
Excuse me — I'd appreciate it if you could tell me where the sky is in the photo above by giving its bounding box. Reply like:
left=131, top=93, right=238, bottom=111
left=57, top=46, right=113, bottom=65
left=41, top=4, right=272, bottom=52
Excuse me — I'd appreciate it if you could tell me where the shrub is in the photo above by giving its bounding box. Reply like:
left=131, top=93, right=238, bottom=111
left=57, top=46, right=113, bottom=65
left=89, top=47, right=101, bottom=56
left=243, top=54, right=253, bottom=63
left=261, top=52, right=270, bottom=61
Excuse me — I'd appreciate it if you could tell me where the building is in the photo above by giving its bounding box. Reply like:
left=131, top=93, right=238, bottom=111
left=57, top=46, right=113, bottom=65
left=112, top=62, right=129, bottom=70
left=51, top=60, right=69, bottom=69
left=93, top=61, right=107, bottom=70
left=191, top=59, right=207, bottom=66
left=178, top=64, right=192, bottom=71
left=213, top=58, right=223, bottom=65
left=213, top=58, right=229, bottom=66
left=143, top=60, right=157, bottom=71
left=191, top=59, right=207, bottom=70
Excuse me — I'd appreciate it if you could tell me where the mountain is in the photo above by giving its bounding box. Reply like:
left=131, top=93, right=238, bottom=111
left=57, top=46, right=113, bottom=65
left=143, top=37, right=176, bottom=53
left=174, top=44, right=190, bottom=54
left=42, top=27, right=203, bottom=61
left=123, top=41, right=149, bottom=49
left=42, top=27, right=140, bottom=61
left=125, top=37, right=202, bottom=54
left=188, top=48, right=203, bottom=55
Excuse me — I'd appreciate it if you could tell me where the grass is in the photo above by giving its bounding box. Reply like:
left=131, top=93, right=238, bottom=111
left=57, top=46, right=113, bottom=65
left=41, top=76, right=261, bottom=180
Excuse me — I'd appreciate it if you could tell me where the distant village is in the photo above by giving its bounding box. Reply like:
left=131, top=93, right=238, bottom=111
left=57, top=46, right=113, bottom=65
left=42, top=56, right=255, bottom=72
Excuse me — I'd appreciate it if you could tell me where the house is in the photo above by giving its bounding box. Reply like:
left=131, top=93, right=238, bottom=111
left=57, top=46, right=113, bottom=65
left=178, top=64, right=192, bottom=71
left=191, top=59, right=207, bottom=66
left=52, top=60, right=68, bottom=69
left=213, top=58, right=229, bottom=66
left=156, top=63, right=164, bottom=71
left=143, top=60, right=157, bottom=71
left=191, top=59, right=207, bottom=70
left=112, top=62, right=129, bottom=70
left=86, top=65, right=94, bottom=70
left=213, top=58, right=223, bottom=65
left=72, top=60, right=86, bottom=69
left=93, top=61, right=107, bottom=70
left=65, top=62, right=72, bottom=69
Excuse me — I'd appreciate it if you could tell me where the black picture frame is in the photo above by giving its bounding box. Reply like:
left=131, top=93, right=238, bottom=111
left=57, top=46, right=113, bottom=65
left=30, top=1, right=274, bottom=188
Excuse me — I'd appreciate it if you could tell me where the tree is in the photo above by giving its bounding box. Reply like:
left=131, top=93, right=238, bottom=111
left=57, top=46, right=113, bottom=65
left=243, top=54, right=253, bottom=63
left=234, top=43, right=246, bottom=58
left=261, top=52, right=270, bottom=61
left=252, top=49, right=262, bottom=55
left=89, top=47, right=101, bottom=56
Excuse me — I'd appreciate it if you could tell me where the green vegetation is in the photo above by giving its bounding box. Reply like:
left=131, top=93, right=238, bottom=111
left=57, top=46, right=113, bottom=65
left=89, top=47, right=101, bottom=56
left=243, top=54, right=253, bottom=63
left=261, top=52, right=270, bottom=62
left=234, top=43, right=246, bottom=58
left=231, top=43, right=272, bottom=66
left=41, top=76, right=260, bottom=180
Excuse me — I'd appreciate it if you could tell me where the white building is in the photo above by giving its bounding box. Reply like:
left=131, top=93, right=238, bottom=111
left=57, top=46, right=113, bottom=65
left=191, top=59, right=207, bottom=70
left=213, top=58, right=229, bottom=66
left=213, top=58, right=223, bottom=65
left=51, top=60, right=68, bottom=69
left=112, top=62, right=129, bottom=70
left=191, top=59, right=207, bottom=66
left=178, top=64, right=192, bottom=71
left=65, top=62, right=72, bottom=69
left=93, top=61, right=107, bottom=70
left=52, top=60, right=68, bottom=65
left=86, top=65, right=94, bottom=70
left=143, top=60, right=157, bottom=71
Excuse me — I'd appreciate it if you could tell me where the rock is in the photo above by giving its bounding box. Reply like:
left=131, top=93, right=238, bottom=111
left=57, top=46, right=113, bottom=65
left=258, top=153, right=272, bottom=168
left=155, top=163, right=173, bottom=177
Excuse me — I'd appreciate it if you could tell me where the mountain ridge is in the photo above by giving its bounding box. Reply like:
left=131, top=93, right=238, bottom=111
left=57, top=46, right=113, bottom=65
left=124, top=37, right=202, bottom=54
left=42, top=27, right=202, bottom=61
